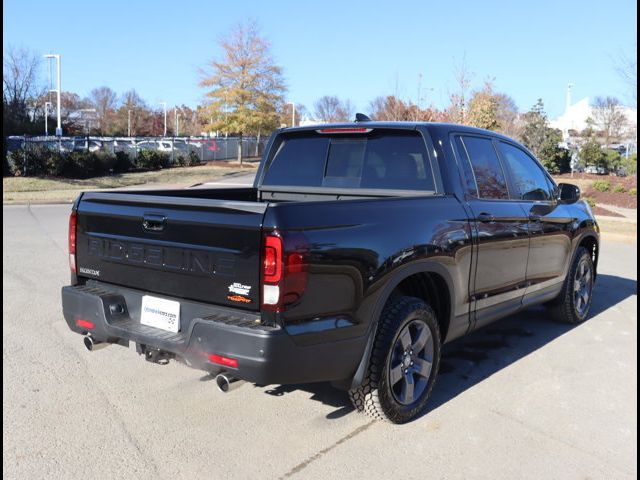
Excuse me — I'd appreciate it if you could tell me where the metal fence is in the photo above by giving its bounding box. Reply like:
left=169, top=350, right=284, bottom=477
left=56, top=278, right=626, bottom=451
left=5, top=135, right=269, bottom=163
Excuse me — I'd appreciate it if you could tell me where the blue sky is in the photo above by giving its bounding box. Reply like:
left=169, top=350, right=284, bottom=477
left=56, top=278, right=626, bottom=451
left=3, top=0, right=637, bottom=119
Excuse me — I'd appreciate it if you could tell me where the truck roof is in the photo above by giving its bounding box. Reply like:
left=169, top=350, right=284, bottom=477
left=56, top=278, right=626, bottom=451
left=281, top=121, right=518, bottom=143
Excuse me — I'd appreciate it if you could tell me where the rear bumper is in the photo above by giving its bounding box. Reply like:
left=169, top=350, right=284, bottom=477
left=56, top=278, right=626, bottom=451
left=61, top=283, right=366, bottom=385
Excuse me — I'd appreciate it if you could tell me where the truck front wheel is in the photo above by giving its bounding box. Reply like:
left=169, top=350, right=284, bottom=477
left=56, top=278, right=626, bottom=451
left=349, top=296, right=441, bottom=424
left=548, top=246, right=595, bottom=324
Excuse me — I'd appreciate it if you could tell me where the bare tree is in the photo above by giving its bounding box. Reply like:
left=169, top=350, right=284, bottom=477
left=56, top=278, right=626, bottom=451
left=88, top=86, right=119, bottom=135
left=38, top=91, right=92, bottom=134
left=168, top=105, right=201, bottom=136
left=314, top=96, right=352, bottom=122
left=3, top=46, right=45, bottom=134
left=591, top=96, right=627, bottom=146
left=114, top=89, right=149, bottom=136
left=616, top=45, right=637, bottom=107
left=369, top=96, right=410, bottom=121
left=369, top=95, right=444, bottom=122
left=447, top=54, right=474, bottom=123
left=279, top=102, right=307, bottom=127
left=341, top=99, right=355, bottom=122
left=495, top=93, right=522, bottom=138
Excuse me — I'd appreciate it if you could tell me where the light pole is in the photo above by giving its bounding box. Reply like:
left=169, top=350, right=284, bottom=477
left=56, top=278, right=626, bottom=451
left=44, top=101, right=53, bottom=136
left=44, top=54, right=62, bottom=136
left=159, top=102, right=167, bottom=137
left=175, top=108, right=181, bottom=136
left=564, top=83, right=574, bottom=142
left=287, top=102, right=295, bottom=127
left=128, top=110, right=133, bottom=137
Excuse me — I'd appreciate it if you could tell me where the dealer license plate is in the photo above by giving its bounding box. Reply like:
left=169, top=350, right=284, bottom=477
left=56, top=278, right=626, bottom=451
left=140, top=295, right=180, bottom=333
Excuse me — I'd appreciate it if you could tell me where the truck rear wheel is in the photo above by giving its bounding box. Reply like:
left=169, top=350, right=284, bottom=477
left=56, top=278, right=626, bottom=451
left=349, top=296, right=441, bottom=423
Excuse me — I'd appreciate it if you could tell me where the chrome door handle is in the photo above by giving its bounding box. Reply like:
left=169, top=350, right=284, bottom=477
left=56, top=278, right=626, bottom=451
left=477, top=213, right=495, bottom=223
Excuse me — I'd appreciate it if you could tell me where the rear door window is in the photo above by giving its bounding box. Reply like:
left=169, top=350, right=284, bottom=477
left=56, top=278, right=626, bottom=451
left=262, top=131, right=435, bottom=191
left=458, top=136, right=509, bottom=200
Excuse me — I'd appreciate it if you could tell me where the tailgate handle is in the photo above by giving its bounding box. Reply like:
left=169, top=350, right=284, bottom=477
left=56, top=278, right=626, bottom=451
left=142, top=214, right=166, bottom=232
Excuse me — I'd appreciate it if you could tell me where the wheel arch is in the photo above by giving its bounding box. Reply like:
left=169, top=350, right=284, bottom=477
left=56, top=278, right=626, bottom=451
left=576, top=232, right=599, bottom=279
left=350, top=261, right=455, bottom=390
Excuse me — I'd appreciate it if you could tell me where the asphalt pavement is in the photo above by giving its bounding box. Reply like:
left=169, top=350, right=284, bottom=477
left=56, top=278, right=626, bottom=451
left=3, top=203, right=637, bottom=480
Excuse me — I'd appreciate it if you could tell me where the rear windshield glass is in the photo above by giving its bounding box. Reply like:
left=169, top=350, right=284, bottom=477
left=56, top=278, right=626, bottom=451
left=262, top=131, right=435, bottom=191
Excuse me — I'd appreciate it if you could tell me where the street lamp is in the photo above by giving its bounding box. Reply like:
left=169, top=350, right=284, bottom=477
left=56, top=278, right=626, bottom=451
left=44, top=101, right=53, bottom=136
left=159, top=102, right=167, bottom=137
left=43, top=54, right=62, bottom=136
left=175, top=108, right=181, bottom=137
left=287, top=102, right=295, bottom=127
left=128, top=109, right=134, bottom=137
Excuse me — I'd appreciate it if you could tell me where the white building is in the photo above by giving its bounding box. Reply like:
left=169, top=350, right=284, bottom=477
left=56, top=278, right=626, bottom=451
left=550, top=97, right=637, bottom=144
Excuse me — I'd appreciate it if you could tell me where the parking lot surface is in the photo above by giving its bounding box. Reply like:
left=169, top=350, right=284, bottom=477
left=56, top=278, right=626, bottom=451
left=3, top=203, right=637, bottom=479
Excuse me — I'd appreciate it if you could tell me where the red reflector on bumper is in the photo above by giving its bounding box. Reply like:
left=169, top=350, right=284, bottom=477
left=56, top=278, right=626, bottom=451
left=208, top=354, right=238, bottom=369
left=75, top=319, right=95, bottom=329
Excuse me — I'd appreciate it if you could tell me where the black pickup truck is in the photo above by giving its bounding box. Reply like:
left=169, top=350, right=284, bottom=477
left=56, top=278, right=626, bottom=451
left=62, top=121, right=599, bottom=423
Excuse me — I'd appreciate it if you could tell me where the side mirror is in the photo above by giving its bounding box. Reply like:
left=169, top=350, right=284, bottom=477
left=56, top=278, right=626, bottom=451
left=557, top=183, right=580, bottom=204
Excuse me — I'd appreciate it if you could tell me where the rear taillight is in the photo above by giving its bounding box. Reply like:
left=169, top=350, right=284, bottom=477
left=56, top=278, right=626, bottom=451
left=69, top=211, right=77, bottom=273
left=263, top=235, right=282, bottom=283
left=261, top=232, right=308, bottom=312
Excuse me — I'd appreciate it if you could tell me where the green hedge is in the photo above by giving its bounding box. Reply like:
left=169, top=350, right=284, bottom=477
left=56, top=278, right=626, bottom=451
left=7, top=148, right=178, bottom=178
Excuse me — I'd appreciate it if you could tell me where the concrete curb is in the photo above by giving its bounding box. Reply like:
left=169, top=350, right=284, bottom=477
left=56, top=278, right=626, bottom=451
left=596, top=215, right=637, bottom=224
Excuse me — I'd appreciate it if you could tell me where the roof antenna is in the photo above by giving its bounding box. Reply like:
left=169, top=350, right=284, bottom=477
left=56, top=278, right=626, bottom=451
left=355, top=113, right=371, bottom=122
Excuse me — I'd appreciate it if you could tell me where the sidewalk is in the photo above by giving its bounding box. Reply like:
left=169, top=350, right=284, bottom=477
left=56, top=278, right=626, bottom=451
left=598, top=203, right=637, bottom=220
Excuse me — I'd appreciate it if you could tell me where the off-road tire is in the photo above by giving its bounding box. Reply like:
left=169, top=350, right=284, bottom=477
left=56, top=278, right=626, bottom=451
left=548, top=246, right=595, bottom=324
left=349, top=296, right=441, bottom=424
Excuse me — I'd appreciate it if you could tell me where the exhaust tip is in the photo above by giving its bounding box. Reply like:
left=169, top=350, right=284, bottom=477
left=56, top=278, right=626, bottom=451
left=215, top=373, right=244, bottom=393
left=84, top=335, right=96, bottom=351
left=216, top=374, right=231, bottom=392
left=83, top=335, right=109, bottom=352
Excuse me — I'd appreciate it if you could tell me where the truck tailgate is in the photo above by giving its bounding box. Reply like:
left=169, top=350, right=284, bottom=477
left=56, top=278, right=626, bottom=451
left=75, top=192, right=267, bottom=310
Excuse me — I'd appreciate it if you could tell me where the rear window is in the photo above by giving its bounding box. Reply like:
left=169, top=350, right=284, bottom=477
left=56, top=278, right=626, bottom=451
left=262, top=131, right=435, bottom=191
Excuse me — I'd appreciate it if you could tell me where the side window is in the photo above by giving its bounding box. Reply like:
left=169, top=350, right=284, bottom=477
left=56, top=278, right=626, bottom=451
left=497, top=142, right=553, bottom=201
left=454, top=136, right=478, bottom=197
left=459, top=136, right=509, bottom=200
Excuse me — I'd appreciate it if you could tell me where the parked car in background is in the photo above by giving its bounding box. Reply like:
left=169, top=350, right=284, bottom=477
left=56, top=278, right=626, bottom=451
left=114, top=139, right=137, bottom=151
left=172, top=140, right=190, bottom=153
left=585, top=165, right=598, bottom=174
left=614, top=167, right=628, bottom=177
left=596, top=166, right=608, bottom=175
left=73, top=138, right=103, bottom=153
left=136, top=140, right=173, bottom=152
left=188, top=138, right=219, bottom=151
